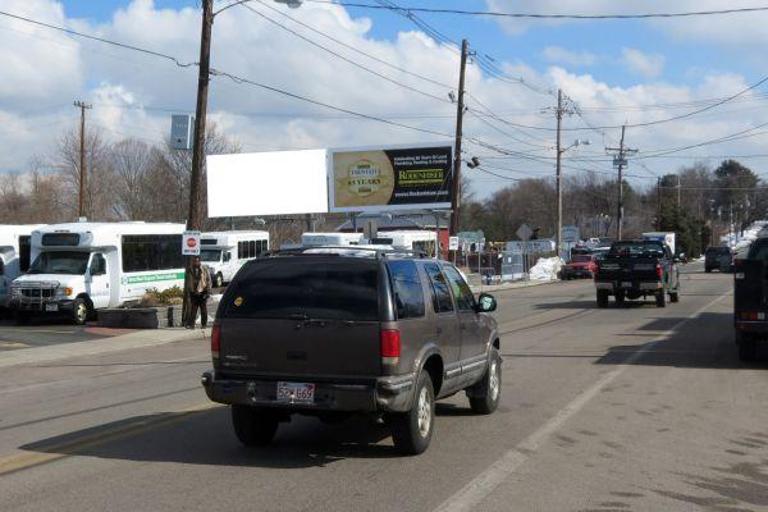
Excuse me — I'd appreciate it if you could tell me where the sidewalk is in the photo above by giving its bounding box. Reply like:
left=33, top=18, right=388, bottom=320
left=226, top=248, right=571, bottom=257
left=0, top=327, right=205, bottom=369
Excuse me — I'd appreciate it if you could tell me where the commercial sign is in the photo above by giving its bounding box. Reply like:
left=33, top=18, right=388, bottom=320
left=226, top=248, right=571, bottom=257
left=448, top=236, right=459, bottom=251
left=330, top=145, right=453, bottom=213
left=182, top=230, right=201, bottom=256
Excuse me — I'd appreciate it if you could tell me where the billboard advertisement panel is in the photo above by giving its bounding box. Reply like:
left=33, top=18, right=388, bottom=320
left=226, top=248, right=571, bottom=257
left=330, top=145, right=453, bottom=213
left=207, top=149, right=329, bottom=218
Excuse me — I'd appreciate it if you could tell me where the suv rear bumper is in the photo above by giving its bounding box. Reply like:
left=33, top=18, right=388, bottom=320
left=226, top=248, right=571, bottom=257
left=201, top=371, right=415, bottom=413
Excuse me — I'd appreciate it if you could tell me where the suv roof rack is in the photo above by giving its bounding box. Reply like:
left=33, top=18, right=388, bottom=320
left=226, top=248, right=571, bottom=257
left=267, top=246, right=430, bottom=260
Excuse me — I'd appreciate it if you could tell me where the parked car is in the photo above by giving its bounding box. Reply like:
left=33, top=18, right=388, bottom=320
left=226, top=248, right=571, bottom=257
left=201, top=248, right=501, bottom=455
left=734, top=237, right=768, bottom=361
left=561, top=254, right=598, bottom=279
left=594, top=240, right=681, bottom=308
left=704, top=246, right=734, bottom=273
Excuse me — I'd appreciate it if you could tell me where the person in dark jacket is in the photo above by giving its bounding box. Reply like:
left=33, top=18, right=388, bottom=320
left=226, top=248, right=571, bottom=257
left=186, top=256, right=212, bottom=329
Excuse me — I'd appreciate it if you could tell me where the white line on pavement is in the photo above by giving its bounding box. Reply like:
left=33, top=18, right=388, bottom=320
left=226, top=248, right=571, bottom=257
left=432, top=291, right=730, bottom=512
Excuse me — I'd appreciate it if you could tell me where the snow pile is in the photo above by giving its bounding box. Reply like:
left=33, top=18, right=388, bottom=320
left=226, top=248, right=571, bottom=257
left=529, top=257, right=564, bottom=281
left=720, top=221, right=768, bottom=251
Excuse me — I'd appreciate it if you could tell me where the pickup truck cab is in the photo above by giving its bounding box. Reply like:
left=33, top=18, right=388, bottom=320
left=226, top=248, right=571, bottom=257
left=594, top=240, right=681, bottom=308
left=201, top=248, right=501, bottom=455
left=734, top=237, right=768, bottom=360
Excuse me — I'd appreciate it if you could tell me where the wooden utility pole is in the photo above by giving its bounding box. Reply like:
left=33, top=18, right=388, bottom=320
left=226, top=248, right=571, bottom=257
left=74, top=100, right=92, bottom=219
left=606, top=125, right=637, bottom=240
left=555, top=89, right=563, bottom=257
left=656, top=177, right=662, bottom=230
left=183, top=0, right=213, bottom=325
left=449, top=39, right=469, bottom=237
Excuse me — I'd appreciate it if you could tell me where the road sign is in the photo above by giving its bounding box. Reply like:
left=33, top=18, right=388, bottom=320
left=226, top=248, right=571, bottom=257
left=449, top=236, right=459, bottom=251
left=171, top=114, right=194, bottom=151
left=562, top=225, right=580, bottom=243
left=182, top=230, right=201, bottom=256
left=516, top=223, right=533, bottom=241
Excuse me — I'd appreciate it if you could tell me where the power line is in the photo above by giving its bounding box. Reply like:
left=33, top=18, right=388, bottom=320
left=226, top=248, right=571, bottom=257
left=0, top=9, right=196, bottom=68
left=239, top=2, right=451, bottom=104
left=303, top=1, right=768, bottom=20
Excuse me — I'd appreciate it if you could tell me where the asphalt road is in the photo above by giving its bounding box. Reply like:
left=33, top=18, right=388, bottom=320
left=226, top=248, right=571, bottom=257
left=0, top=317, right=135, bottom=350
left=0, top=263, right=766, bottom=512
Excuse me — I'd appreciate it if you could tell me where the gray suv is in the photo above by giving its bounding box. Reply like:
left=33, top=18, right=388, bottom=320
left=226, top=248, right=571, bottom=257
left=201, top=249, right=501, bottom=455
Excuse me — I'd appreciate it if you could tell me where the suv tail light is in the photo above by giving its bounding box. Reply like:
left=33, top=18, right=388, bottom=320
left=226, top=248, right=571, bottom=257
left=211, top=323, right=221, bottom=360
left=656, top=264, right=663, bottom=280
left=380, top=329, right=401, bottom=365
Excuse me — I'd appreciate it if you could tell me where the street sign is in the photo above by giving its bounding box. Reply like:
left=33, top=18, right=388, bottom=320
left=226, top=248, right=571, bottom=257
left=449, top=236, right=459, bottom=251
left=171, top=114, right=194, bottom=151
left=561, top=225, right=580, bottom=243
left=516, top=223, right=533, bottom=241
left=182, top=230, right=201, bottom=256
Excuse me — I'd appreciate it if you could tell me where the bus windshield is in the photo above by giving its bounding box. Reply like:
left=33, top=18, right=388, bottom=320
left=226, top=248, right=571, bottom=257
left=28, top=251, right=90, bottom=275
left=200, top=249, right=222, bottom=263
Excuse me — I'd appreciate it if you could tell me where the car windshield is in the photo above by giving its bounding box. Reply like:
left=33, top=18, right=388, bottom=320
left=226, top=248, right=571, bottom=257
left=609, top=242, right=664, bottom=257
left=572, top=255, right=592, bottom=263
left=28, top=251, right=90, bottom=275
left=222, top=257, right=379, bottom=321
left=200, top=249, right=221, bottom=263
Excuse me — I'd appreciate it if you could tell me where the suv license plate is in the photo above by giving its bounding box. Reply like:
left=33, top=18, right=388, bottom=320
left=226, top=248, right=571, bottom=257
left=621, top=281, right=633, bottom=288
left=45, top=304, right=59, bottom=312
left=276, top=382, right=315, bottom=404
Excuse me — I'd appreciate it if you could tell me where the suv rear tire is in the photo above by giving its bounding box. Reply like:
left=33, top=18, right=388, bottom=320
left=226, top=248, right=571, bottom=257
left=388, top=371, right=435, bottom=455
left=468, top=349, right=502, bottom=415
left=231, top=405, right=279, bottom=447
left=655, top=291, right=666, bottom=308
left=596, top=290, right=609, bottom=308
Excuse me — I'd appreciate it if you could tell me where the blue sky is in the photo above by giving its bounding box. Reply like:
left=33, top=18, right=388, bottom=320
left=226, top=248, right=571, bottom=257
left=57, top=0, right=756, bottom=90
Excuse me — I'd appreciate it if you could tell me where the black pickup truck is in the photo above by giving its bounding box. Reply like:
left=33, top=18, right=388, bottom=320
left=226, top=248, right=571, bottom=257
left=734, top=238, right=768, bottom=361
left=594, top=240, right=681, bottom=308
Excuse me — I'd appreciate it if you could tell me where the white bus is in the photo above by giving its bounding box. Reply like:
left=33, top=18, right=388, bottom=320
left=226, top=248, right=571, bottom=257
left=10, top=222, right=186, bottom=324
left=0, top=224, right=43, bottom=307
left=301, top=232, right=364, bottom=248
left=200, top=230, right=269, bottom=287
left=369, top=230, right=438, bottom=256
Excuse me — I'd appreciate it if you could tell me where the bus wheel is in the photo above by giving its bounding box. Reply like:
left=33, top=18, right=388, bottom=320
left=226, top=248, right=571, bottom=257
left=72, top=298, right=88, bottom=325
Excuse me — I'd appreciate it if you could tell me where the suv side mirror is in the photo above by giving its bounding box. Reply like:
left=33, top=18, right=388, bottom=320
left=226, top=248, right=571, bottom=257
left=476, top=293, right=497, bottom=313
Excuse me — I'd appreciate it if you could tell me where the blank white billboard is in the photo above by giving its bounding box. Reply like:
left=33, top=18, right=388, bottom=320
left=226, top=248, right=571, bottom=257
left=207, top=150, right=329, bottom=218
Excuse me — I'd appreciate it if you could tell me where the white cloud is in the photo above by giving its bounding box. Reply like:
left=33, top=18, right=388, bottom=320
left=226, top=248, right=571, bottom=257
left=621, top=48, right=665, bottom=78
left=541, top=46, right=596, bottom=67
left=0, top=0, right=767, bottom=202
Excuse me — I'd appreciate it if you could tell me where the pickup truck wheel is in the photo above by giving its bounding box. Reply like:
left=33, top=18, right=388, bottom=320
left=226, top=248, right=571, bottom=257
left=468, top=349, right=502, bottom=415
left=670, top=292, right=680, bottom=303
left=72, top=298, right=88, bottom=325
left=14, top=311, right=30, bottom=325
left=388, top=371, right=434, bottom=455
left=737, top=332, right=758, bottom=362
left=615, top=291, right=625, bottom=306
left=231, top=405, right=279, bottom=447
left=705, top=267, right=712, bottom=273
left=655, top=291, right=667, bottom=308
left=596, top=290, right=609, bottom=308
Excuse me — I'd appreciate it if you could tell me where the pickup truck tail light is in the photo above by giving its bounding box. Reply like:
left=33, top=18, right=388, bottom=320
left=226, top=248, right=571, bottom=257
left=211, top=323, right=221, bottom=360
left=656, top=264, right=663, bottom=280
left=380, top=329, right=401, bottom=365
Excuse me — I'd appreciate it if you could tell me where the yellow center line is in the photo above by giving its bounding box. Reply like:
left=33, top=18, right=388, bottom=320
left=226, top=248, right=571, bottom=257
left=0, top=403, right=219, bottom=477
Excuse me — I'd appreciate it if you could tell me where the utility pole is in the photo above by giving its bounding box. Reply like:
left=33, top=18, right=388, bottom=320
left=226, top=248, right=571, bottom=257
left=183, top=0, right=213, bottom=325
left=74, top=100, right=92, bottom=219
left=656, top=177, right=662, bottom=230
left=606, top=125, right=637, bottom=240
left=555, top=89, right=564, bottom=257
left=449, top=39, right=469, bottom=237
left=677, top=174, right=682, bottom=209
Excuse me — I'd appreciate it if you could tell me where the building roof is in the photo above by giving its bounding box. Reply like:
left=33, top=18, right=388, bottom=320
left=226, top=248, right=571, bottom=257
left=336, top=213, right=449, bottom=232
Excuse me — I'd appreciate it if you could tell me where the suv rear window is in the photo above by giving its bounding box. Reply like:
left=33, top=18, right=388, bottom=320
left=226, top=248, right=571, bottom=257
left=387, top=260, right=425, bottom=319
left=221, top=258, right=379, bottom=321
left=706, top=247, right=731, bottom=256
left=609, top=242, right=665, bottom=257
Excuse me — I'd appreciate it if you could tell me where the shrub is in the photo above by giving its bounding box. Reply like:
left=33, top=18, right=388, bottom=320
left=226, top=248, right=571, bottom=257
left=139, top=286, right=184, bottom=307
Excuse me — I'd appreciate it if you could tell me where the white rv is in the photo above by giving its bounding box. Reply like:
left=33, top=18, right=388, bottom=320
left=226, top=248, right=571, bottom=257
left=301, top=232, right=364, bottom=248
left=0, top=225, right=43, bottom=307
left=10, top=222, right=186, bottom=324
left=199, top=230, right=269, bottom=287
left=369, top=230, right=438, bottom=256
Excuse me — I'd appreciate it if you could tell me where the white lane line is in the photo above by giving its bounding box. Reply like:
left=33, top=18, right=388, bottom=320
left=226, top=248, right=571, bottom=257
left=433, top=291, right=730, bottom=512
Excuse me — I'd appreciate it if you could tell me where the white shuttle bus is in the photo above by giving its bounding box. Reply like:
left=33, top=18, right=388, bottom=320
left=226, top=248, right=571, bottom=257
left=369, top=230, right=438, bottom=256
left=200, top=230, right=269, bottom=287
left=10, top=222, right=186, bottom=324
left=0, top=225, right=43, bottom=307
left=301, top=232, right=364, bottom=248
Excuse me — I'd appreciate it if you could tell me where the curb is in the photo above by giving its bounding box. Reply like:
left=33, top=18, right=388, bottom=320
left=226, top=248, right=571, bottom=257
left=472, top=279, right=561, bottom=294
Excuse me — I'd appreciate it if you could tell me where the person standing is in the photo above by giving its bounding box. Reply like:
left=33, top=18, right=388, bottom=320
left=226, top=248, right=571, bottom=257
left=187, top=256, right=212, bottom=329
